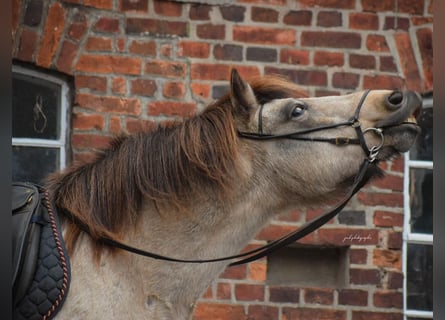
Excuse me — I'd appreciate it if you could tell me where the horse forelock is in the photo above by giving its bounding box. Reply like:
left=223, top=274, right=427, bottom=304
left=46, top=101, right=242, bottom=256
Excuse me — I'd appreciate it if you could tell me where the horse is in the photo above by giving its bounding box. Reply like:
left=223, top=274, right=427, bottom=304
left=44, top=69, right=420, bottom=319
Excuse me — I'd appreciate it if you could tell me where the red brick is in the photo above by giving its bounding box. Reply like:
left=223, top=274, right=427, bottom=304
left=16, top=28, right=38, bottom=62
left=332, top=72, right=360, bottom=89
left=350, top=54, right=376, bottom=69
left=109, top=116, right=122, bottom=134
left=233, top=26, right=296, bottom=45
left=220, top=264, right=247, bottom=280
left=387, top=231, right=403, bottom=249
left=416, top=28, right=433, bottom=91
left=384, top=16, right=410, bottom=31
left=387, top=271, right=403, bottom=289
left=238, top=0, right=285, bottom=4
left=73, top=112, right=105, bottom=131
left=380, top=56, right=398, bottom=72
left=350, top=268, right=381, bottom=285
left=350, top=248, right=367, bottom=264
left=178, top=41, right=210, bottom=58
left=373, top=249, right=402, bottom=269
left=314, top=51, right=344, bottom=66
left=191, top=83, right=210, bottom=99
left=163, top=81, right=185, bottom=99
left=220, top=5, right=246, bottom=22
left=317, top=11, right=342, bottom=27
left=73, top=152, right=96, bottom=163
left=247, top=305, right=279, bottom=319
left=398, top=0, right=425, bottom=14
left=283, top=307, right=346, bottom=320
left=394, top=32, right=422, bottom=91
left=412, top=16, right=433, bottom=26
left=125, top=118, right=157, bottom=134
left=214, top=44, right=243, bottom=61
left=201, top=286, right=213, bottom=299
left=235, top=284, right=264, bottom=301
left=304, top=288, right=334, bottom=305
left=269, top=286, right=299, bottom=303
left=120, top=0, right=148, bottom=12
left=36, top=2, right=66, bottom=68
left=248, top=261, right=267, bottom=282
left=72, top=133, right=112, bottom=149
left=75, top=75, right=107, bottom=92
left=357, top=191, right=403, bottom=207
left=126, top=18, right=188, bottom=37
left=352, top=311, right=402, bottom=320
left=129, top=40, right=156, bottom=56
left=191, top=63, right=230, bottom=81
left=370, top=174, right=403, bottom=191
left=85, top=36, right=113, bottom=51
left=362, top=0, right=395, bottom=12
left=130, top=79, right=157, bottom=97
left=301, top=31, right=361, bottom=48
left=339, top=289, right=368, bottom=306
left=318, top=228, right=378, bottom=246
left=283, top=10, right=312, bottom=26
left=76, top=55, right=142, bottom=75
left=197, top=23, right=225, bottom=40
left=148, top=101, right=196, bottom=117
left=374, top=211, right=404, bottom=227
left=299, top=0, right=355, bottom=8
left=363, top=75, right=405, bottom=90
left=280, top=49, right=310, bottom=65
left=373, top=290, right=403, bottom=308
left=112, top=77, right=126, bottom=95
left=76, top=93, right=142, bottom=115
left=84, top=0, right=113, bottom=10
left=193, top=303, right=245, bottom=320
left=252, top=7, right=279, bottom=23
left=350, top=12, right=379, bottom=30
left=366, top=35, right=389, bottom=52
left=153, top=0, right=182, bottom=16
left=256, top=224, right=297, bottom=241
left=94, top=17, right=119, bottom=33
left=189, top=4, right=211, bottom=20
left=67, top=12, right=88, bottom=41
left=56, top=40, right=78, bottom=74
left=145, top=60, right=186, bottom=78
left=216, top=282, right=231, bottom=300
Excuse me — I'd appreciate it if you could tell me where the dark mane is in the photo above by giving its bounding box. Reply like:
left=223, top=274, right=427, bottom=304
left=46, top=75, right=307, bottom=253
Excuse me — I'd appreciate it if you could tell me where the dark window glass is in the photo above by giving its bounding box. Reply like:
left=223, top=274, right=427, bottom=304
left=409, top=107, right=432, bottom=161
left=12, top=72, right=61, bottom=140
left=406, top=244, right=433, bottom=311
left=409, top=168, right=433, bottom=234
left=12, top=146, right=59, bottom=184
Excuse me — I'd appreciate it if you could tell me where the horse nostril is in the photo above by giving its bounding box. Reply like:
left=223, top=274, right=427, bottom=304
left=386, top=91, right=404, bottom=110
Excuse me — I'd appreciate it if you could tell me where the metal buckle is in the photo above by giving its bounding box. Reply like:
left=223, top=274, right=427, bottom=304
left=363, top=128, right=384, bottom=162
left=335, top=137, right=350, bottom=145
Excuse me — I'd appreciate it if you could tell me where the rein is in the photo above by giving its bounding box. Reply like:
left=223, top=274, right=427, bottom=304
left=60, top=90, right=383, bottom=266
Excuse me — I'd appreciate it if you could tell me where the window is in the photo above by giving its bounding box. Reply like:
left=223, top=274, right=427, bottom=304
left=12, top=65, right=70, bottom=184
left=403, top=93, right=433, bottom=320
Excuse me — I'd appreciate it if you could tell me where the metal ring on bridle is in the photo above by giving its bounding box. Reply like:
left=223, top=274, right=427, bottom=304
left=362, top=127, right=384, bottom=161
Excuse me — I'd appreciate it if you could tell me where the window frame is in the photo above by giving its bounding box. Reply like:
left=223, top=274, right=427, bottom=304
left=12, top=64, right=70, bottom=174
left=403, top=95, right=433, bottom=320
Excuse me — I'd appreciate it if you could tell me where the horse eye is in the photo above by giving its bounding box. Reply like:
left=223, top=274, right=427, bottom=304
left=290, top=104, right=306, bottom=118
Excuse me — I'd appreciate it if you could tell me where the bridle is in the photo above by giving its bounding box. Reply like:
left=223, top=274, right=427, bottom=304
left=60, top=90, right=384, bottom=266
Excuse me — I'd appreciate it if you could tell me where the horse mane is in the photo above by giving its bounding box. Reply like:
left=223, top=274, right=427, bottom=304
left=46, top=74, right=307, bottom=255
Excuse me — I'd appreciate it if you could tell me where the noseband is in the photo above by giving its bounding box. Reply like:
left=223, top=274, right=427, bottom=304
left=60, top=91, right=382, bottom=266
left=238, top=89, right=384, bottom=162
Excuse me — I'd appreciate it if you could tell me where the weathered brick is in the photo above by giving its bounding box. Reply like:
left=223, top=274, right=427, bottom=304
left=235, top=284, right=264, bottom=301
left=252, top=7, right=279, bottom=23
left=112, top=77, right=126, bottom=95
left=280, top=49, right=310, bottom=65
left=238, top=0, right=286, bottom=4
left=301, top=31, right=361, bottom=49
left=109, top=116, right=122, bottom=134
left=160, top=43, right=172, bottom=57
left=148, top=101, right=196, bottom=117
left=370, top=174, right=403, bottom=191
left=338, top=210, right=366, bottom=225
left=191, top=83, right=210, bottom=99
left=384, top=16, right=410, bottom=31
left=374, top=211, right=404, bottom=227
left=189, top=4, right=211, bottom=20
left=216, top=282, right=231, bottom=300
left=318, top=228, right=378, bottom=246
left=387, top=271, right=403, bottom=289
left=67, top=12, right=88, bottom=41
left=94, top=17, right=120, bottom=33
left=144, top=60, right=186, bottom=78
left=350, top=12, right=379, bottom=30
left=73, top=112, right=105, bottom=131
left=394, top=32, right=422, bottom=91
left=36, top=2, right=66, bottom=68
left=131, top=79, right=157, bottom=97
left=178, top=41, right=210, bottom=58
left=314, top=51, right=344, bottom=66
left=72, top=133, right=112, bottom=149
left=248, top=261, right=267, bottom=282
left=56, top=40, right=78, bottom=74
left=85, top=36, right=113, bottom=51
left=16, top=28, right=38, bottom=62
left=246, top=47, right=277, bottom=62
left=220, top=5, right=246, bottom=22
left=256, top=224, right=299, bottom=241
left=412, top=16, right=433, bottom=26
left=350, top=268, right=381, bottom=285
left=220, top=264, right=247, bottom=280
left=120, top=0, right=148, bottom=12
left=398, top=0, right=425, bottom=14
left=357, top=191, right=403, bottom=207
left=233, top=26, right=296, bottom=45
left=196, top=23, right=225, bottom=40
left=298, top=0, right=355, bottom=9
left=350, top=54, right=376, bottom=69
left=129, top=40, right=156, bottom=56
left=317, top=11, right=342, bottom=27
left=373, top=249, right=402, bottom=269
left=24, top=0, right=43, bottom=27
left=283, top=10, right=312, bottom=26
left=126, top=18, right=188, bottom=37
left=163, top=81, right=185, bottom=99
left=283, top=307, right=346, bottom=320
left=125, top=118, right=157, bottom=134
left=213, top=44, right=242, bottom=61
left=265, top=67, right=327, bottom=86
left=352, top=311, right=402, bottom=320
left=373, top=291, right=403, bottom=308
left=332, top=72, right=360, bottom=89
left=83, top=0, right=113, bottom=10
left=387, top=231, right=403, bottom=249
left=304, top=288, right=334, bottom=305
left=75, top=75, right=107, bottom=92
left=362, top=0, right=394, bottom=12
left=76, top=93, right=142, bottom=115
left=380, top=56, right=398, bottom=72
left=269, top=286, right=299, bottom=303
left=247, top=305, right=279, bottom=319
left=350, top=248, right=367, bottom=264
left=416, top=27, right=433, bottom=90
left=193, top=303, right=245, bottom=320
left=366, top=35, right=389, bottom=52
left=339, top=289, right=368, bottom=306
left=191, top=63, right=230, bottom=80
left=363, top=75, right=404, bottom=90
left=76, top=55, right=142, bottom=75
left=153, top=0, right=182, bottom=17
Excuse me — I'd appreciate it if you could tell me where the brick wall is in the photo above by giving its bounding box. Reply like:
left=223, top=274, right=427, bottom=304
left=12, top=0, right=432, bottom=319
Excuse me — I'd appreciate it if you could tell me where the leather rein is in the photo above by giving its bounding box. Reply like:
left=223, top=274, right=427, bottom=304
left=61, top=90, right=383, bottom=266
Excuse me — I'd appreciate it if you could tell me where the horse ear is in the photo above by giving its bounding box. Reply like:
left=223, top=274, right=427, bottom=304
left=230, top=69, right=258, bottom=118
